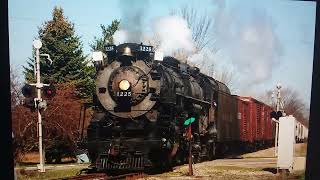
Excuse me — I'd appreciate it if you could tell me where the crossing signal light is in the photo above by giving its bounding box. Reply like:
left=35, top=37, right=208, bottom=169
left=21, top=84, right=36, bottom=110
left=21, top=84, right=36, bottom=111
left=43, top=85, right=56, bottom=98
left=270, top=111, right=283, bottom=120
left=22, top=84, right=36, bottom=98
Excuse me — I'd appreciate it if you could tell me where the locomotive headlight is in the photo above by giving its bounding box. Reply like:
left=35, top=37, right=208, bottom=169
left=119, top=79, right=130, bottom=91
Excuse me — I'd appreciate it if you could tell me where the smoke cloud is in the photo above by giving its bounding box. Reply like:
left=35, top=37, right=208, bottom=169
left=114, top=0, right=284, bottom=95
left=114, top=0, right=150, bottom=44
left=114, top=0, right=195, bottom=57
left=151, top=16, right=195, bottom=56
left=113, top=30, right=128, bottom=45
left=114, top=14, right=195, bottom=58
left=212, top=0, right=283, bottom=87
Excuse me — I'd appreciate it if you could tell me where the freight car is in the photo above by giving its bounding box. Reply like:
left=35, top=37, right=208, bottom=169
left=295, top=121, right=308, bottom=143
left=84, top=43, right=275, bottom=173
left=235, top=96, right=275, bottom=151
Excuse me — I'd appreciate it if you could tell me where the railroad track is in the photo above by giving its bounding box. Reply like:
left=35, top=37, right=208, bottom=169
left=58, top=172, right=146, bottom=180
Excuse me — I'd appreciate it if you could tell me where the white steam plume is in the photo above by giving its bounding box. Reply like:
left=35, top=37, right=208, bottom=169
left=113, top=30, right=128, bottom=45
left=212, top=0, right=283, bottom=88
left=151, top=16, right=195, bottom=56
left=114, top=0, right=150, bottom=44
left=114, top=15, right=196, bottom=59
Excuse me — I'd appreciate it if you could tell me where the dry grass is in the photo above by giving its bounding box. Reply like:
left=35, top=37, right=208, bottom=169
left=295, top=143, right=307, bottom=157
left=241, top=143, right=307, bottom=158
left=142, top=165, right=305, bottom=180
left=16, top=152, right=76, bottom=167
left=143, top=165, right=275, bottom=180
left=16, top=167, right=83, bottom=180
left=147, top=161, right=276, bottom=180
left=142, top=144, right=308, bottom=180
left=16, top=152, right=39, bottom=163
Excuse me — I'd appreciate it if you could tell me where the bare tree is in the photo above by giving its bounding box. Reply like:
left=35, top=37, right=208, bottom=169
left=10, top=66, right=23, bottom=108
left=216, top=69, right=237, bottom=90
left=259, top=87, right=309, bottom=126
left=171, top=5, right=214, bottom=53
left=10, top=68, right=40, bottom=163
left=189, top=55, right=237, bottom=92
left=171, top=5, right=239, bottom=91
left=146, top=34, right=161, bottom=51
left=11, top=82, right=93, bottom=163
left=146, top=5, right=237, bottom=91
left=281, top=89, right=306, bottom=115
left=258, top=90, right=274, bottom=106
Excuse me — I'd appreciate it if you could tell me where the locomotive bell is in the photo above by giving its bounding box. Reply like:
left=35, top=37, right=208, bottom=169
left=122, top=46, right=133, bottom=57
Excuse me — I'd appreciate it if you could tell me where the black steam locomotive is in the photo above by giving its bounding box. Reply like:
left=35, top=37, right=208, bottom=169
left=86, top=43, right=240, bottom=172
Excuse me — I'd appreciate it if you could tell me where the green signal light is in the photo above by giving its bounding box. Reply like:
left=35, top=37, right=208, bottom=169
left=184, top=117, right=195, bottom=126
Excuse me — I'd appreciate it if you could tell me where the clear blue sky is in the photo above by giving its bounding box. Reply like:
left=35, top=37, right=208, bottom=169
left=9, top=0, right=316, bottom=107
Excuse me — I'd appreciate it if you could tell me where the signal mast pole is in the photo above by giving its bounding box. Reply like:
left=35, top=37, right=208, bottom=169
left=274, top=83, right=283, bottom=157
left=32, top=40, right=54, bottom=172
left=33, top=40, right=45, bottom=172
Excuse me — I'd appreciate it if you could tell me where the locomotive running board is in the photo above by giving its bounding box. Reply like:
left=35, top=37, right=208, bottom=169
left=176, top=93, right=211, bottom=105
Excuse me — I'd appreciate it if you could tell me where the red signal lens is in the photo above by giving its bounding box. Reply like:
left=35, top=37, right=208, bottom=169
left=43, top=85, right=56, bottom=98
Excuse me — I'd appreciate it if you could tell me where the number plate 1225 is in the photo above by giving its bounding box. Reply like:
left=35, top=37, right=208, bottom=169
left=116, top=92, right=132, bottom=97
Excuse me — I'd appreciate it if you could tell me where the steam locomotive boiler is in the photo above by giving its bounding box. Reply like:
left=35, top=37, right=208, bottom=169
left=86, top=43, right=240, bottom=172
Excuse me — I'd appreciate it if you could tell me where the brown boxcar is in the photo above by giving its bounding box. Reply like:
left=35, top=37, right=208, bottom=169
left=215, top=82, right=239, bottom=143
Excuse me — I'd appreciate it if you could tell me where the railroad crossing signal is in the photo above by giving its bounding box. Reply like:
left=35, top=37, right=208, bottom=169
left=270, top=111, right=283, bottom=120
left=21, top=83, right=56, bottom=110
left=184, top=117, right=195, bottom=126
left=21, top=39, right=54, bottom=172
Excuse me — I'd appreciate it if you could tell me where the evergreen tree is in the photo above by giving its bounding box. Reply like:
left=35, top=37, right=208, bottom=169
left=24, top=6, right=94, bottom=99
left=90, top=20, right=120, bottom=51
